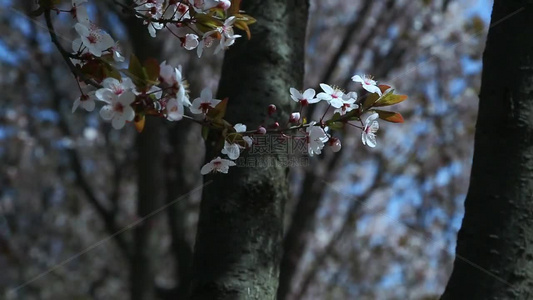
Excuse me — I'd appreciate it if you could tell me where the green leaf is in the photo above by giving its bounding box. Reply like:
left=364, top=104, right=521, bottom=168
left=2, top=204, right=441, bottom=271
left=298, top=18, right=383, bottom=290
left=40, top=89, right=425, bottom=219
left=327, top=121, right=345, bottom=130
left=330, top=112, right=342, bottom=121
left=375, top=110, right=404, bottom=123
left=102, top=62, right=122, bottom=81
left=362, top=85, right=392, bottom=110
left=202, top=126, right=210, bottom=140
left=38, top=0, right=60, bottom=9
left=143, top=58, right=160, bottom=85
left=374, top=90, right=408, bottom=107
left=128, top=54, right=146, bottom=88
left=325, top=113, right=345, bottom=130
left=362, top=93, right=380, bottom=111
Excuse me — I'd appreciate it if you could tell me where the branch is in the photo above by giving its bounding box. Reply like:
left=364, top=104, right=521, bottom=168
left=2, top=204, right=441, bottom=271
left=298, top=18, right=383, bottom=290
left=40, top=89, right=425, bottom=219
left=34, top=10, right=131, bottom=258
left=278, top=4, right=401, bottom=298
left=43, top=9, right=102, bottom=88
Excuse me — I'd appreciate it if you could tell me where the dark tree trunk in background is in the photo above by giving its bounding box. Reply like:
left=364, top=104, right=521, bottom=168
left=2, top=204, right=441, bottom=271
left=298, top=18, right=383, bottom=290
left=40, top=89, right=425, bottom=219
left=188, top=0, right=309, bottom=299
left=125, top=16, right=164, bottom=300
left=442, top=2, right=533, bottom=299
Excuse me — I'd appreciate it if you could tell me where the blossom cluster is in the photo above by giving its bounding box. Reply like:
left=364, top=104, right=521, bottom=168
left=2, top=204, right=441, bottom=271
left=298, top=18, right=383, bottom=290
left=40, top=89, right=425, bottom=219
left=201, top=75, right=406, bottom=174
left=130, top=0, right=252, bottom=57
left=38, top=0, right=406, bottom=175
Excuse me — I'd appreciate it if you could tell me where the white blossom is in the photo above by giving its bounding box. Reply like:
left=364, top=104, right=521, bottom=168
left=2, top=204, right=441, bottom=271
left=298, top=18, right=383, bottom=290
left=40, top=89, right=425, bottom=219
left=306, top=124, right=329, bottom=156
left=317, top=84, right=344, bottom=108
left=200, top=157, right=236, bottom=175
left=362, top=113, right=380, bottom=148
left=74, top=23, right=114, bottom=57
left=352, top=74, right=382, bottom=96
left=290, top=88, right=319, bottom=106
left=190, top=88, right=221, bottom=114
left=99, top=90, right=136, bottom=129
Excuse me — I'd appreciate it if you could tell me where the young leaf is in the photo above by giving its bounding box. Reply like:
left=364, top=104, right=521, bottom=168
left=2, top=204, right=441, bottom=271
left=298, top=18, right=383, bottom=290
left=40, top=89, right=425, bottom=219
left=202, top=125, right=210, bottom=140
left=375, top=110, right=404, bottom=123
left=102, top=62, right=122, bottom=81
left=134, top=114, right=146, bottom=132
left=207, top=98, right=228, bottom=120
left=128, top=54, right=146, bottom=88
left=374, top=91, right=408, bottom=107
left=327, top=121, right=345, bottom=130
left=325, top=113, right=345, bottom=130
left=362, top=93, right=380, bottom=110
left=143, top=58, right=160, bottom=85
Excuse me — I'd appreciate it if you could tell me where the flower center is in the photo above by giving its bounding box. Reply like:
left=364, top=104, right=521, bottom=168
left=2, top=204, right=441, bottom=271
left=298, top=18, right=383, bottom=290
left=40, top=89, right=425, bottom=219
left=87, top=33, right=98, bottom=44
left=114, top=103, right=124, bottom=113
left=177, top=4, right=188, bottom=14
left=200, top=102, right=211, bottom=112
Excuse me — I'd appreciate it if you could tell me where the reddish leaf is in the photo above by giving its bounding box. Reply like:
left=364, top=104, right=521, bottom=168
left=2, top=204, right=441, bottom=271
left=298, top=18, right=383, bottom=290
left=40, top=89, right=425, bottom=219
left=207, top=98, right=228, bottom=120
left=81, top=60, right=106, bottom=82
left=377, top=84, right=391, bottom=94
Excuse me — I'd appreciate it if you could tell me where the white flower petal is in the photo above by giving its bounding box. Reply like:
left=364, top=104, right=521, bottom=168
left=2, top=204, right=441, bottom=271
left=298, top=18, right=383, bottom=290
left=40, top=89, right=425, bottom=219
left=100, top=105, right=114, bottom=120
left=200, top=162, right=215, bottom=175
left=95, top=88, right=115, bottom=103
left=302, top=88, right=315, bottom=100
left=234, top=123, right=246, bottom=132
left=320, top=83, right=334, bottom=94
left=72, top=98, right=81, bottom=113
left=112, top=116, right=126, bottom=129
left=352, top=75, right=363, bottom=83
left=81, top=99, right=95, bottom=112
left=119, top=90, right=136, bottom=106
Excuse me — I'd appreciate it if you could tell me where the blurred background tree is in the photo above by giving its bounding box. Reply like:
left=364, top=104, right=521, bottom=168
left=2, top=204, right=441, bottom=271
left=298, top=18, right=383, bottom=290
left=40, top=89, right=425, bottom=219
left=0, top=0, right=489, bottom=299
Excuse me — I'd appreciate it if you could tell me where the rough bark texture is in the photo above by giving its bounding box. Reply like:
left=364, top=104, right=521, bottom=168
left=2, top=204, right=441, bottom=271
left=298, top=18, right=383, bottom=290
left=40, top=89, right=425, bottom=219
left=441, top=2, right=533, bottom=299
left=188, top=1, right=309, bottom=299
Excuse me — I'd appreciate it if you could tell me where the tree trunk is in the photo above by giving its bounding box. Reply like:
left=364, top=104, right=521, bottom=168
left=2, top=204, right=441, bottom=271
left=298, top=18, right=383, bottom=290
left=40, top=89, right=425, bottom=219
left=125, top=15, right=164, bottom=300
left=441, top=2, right=533, bottom=299
left=188, top=1, right=309, bottom=299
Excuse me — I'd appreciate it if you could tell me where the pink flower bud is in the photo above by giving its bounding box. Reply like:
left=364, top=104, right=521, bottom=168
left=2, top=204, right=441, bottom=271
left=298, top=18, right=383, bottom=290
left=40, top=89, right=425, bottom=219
left=290, top=112, right=301, bottom=123
left=329, top=137, right=342, bottom=152
left=256, top=126, right=267, bottom=135
left=271, top=122, right=280, bottom=129
left=268, top=104, right=277, bottom=116
left=217, top=0, right=231, bottom=10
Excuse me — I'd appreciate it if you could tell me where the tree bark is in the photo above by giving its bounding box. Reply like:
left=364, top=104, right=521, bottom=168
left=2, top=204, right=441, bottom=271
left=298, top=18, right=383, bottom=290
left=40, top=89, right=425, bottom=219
left=188, top=1, right=309, bottom=299
left=441, top=2, right=533, bottom=299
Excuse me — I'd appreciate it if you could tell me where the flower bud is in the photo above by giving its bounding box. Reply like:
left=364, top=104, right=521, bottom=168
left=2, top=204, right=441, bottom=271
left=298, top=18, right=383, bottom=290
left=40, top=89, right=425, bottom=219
left=268, top=104, right=277, bottom=116
left=290, top=112, right=301, bottom=123
left=329, top=137, right=341, bottom=152
left=271, top=122, right=280, bottom=129
left=217, top=0, right=231, bottom=10
left=256, top=126, right=267, bottom=135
